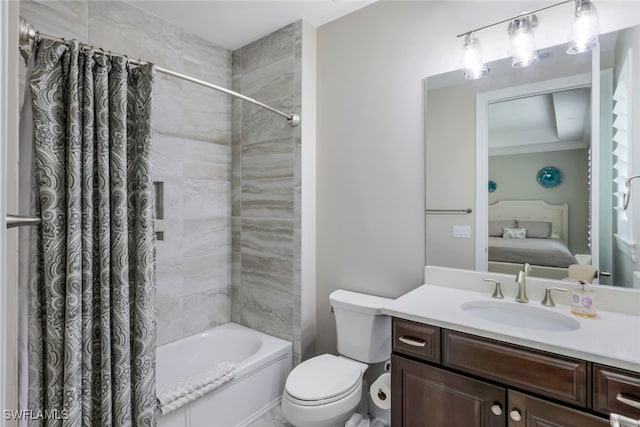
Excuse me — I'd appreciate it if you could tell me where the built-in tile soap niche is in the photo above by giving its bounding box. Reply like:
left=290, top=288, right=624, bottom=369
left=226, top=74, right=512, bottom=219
left=154, top=181, right=164, bottom=241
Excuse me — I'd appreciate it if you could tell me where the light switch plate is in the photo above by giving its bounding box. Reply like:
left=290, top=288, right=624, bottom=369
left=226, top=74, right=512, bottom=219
left=453, top=225, right=471, bottom=238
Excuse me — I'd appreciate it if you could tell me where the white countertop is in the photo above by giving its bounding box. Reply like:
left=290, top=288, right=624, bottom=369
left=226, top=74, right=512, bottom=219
left=382, top=284, right=640, bottom=373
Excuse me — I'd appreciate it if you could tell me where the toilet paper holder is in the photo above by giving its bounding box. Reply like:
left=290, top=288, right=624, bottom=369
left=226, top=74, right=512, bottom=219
left=378, top=360, right=391, bottom=401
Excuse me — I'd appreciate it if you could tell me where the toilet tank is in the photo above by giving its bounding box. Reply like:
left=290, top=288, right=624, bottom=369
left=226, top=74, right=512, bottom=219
left=329, top=290, right=393, bottom=364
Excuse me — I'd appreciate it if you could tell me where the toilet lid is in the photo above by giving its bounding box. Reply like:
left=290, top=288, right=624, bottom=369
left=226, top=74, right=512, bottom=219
left=285, top=354, right=363, bottom=402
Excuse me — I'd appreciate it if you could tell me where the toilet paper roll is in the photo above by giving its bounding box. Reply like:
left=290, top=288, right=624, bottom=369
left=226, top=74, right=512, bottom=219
left=369, top=372, right=391, bottom=410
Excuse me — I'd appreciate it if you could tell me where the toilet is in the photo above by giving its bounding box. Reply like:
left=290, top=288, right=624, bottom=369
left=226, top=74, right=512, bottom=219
left=281, top=290, right=392, bottom=427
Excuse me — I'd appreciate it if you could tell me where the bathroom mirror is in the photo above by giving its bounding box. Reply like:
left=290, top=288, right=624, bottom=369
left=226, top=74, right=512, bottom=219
left=425, top=24, right=639, bottom=288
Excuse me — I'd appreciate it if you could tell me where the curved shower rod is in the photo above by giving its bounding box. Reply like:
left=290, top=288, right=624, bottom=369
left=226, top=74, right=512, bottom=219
left=18, top=17, right=301, bottom=128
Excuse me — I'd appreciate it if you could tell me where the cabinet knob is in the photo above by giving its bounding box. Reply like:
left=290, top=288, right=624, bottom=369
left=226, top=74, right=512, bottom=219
left=509, top=409, right=522, bottom=422
left=491, top=403, right=503, bottom=416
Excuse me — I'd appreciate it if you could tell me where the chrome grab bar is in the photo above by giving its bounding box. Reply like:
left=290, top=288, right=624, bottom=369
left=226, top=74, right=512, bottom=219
left=6, top=214, right=40, bottom=229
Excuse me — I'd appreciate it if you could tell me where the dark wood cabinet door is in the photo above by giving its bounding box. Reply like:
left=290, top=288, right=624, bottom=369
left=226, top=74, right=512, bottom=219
left=507, top=390, right=609, bottom=427
left=593, top=364, right=640, bottom=419
left=391, top=354, right=506, bottom=427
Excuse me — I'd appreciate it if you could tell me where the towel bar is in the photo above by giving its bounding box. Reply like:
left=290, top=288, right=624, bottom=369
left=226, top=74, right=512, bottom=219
left=425, top=208, right=473, bottom=214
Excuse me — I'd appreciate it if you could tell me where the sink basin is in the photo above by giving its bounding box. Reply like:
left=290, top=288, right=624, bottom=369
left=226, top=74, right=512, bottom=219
left=461, top=301, right=581, bottom=331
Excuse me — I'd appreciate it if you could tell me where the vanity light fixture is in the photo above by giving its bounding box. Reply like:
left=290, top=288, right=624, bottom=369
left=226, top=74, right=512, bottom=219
left=456, top=0, right=599, bottom=78
left=508, top=15, right=539, bottom=68
left=461, top=33, right=490, bottom=80
left=567, top=0, right=600, bottom=54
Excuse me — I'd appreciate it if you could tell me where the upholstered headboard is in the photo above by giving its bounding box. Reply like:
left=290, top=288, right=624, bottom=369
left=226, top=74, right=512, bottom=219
left=488, top=200, right=569, bottom=246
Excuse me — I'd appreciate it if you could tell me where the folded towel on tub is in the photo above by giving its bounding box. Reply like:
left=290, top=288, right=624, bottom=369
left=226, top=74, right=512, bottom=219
left=156, top=361, right=236, bottom=415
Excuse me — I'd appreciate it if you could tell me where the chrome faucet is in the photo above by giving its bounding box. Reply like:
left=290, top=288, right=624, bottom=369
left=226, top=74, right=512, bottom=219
left=514, top=263, right=531, bottom=303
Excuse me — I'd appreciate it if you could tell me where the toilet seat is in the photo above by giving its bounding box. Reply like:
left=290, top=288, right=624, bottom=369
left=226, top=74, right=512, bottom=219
left=284, top=354, right=365, bottom=406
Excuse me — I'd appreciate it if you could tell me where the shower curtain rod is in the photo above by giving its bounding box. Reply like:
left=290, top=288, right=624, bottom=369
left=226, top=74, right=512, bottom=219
left=18, top=17, right=301, bottom=127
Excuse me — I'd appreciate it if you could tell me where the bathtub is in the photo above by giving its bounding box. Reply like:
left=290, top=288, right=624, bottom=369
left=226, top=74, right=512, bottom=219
left=157, top=322, right=292, bottom=427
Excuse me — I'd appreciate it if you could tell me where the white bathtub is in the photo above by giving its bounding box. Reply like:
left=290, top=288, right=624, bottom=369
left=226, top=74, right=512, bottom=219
left=157, top=322, right=292, bottom=427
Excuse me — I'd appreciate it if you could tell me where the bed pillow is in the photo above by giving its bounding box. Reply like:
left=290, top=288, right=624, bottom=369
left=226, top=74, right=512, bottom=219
left=518, top=221, right=552, bottom=238
left=503, top=227, right=527, bottom=239
left=489, top=220, right=517, bottom=237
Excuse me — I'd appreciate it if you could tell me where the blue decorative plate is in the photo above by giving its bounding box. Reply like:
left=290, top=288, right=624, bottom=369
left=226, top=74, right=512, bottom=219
left=537, top=166, right=562, bottom=188
left=488, top=180, right=497, bottom=192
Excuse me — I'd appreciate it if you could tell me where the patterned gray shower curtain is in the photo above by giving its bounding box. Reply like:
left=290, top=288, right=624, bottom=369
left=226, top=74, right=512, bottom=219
left=26, top=39, right=157, bottom=426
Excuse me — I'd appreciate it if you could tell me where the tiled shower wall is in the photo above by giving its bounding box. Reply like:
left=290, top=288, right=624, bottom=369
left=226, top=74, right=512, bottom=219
left=19, top=0, right=233, bottom=346
left=231, top=22, right=304, bottom=364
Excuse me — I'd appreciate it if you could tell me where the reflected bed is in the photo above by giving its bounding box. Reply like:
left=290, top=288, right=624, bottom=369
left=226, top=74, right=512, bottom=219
left=488, top=200, right=578, bottom=278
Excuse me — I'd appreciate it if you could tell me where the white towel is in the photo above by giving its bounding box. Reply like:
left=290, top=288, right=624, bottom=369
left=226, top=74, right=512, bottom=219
left=610, top=413, right=640, bottom=427
left=345, top=413, right=387, bottom=427
left=157, top=362, right=236, bottom=415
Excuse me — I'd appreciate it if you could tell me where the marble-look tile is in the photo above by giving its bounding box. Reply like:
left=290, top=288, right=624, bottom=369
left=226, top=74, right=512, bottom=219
left=231, top=95, right=243, bottom=147
left=240, top=218, right=294, bottom=295
left=157, top=298, right=185, bottom=346
left=241, top=138, right=294, bottom=181
left=152, top=75, right=185, bottom=138
left=241, top=218, right=294, bottom=260
left=241, top=23, right=296, bottom=74
left=89, top=1, right=182, bottom=71
left=180, top=82, right=230, bottom=144
left=294, top=34, right=303, bottom=95
left=156, top=257, right=183, bottom=305
left=242, top=57, right=295, bottom=104
left=152, top=132, right=184, bottom=179
left=183, top=140, right=230, bottom=180
left=232, top=145, right=242, bottom=181
left=241, top=178, right=294, bottom=219
left=241, top=252, right=294, bottom=296
left=233, top=286, right=292, bottom=343
left=182, top=287, right=232, bottom=336
left=21, top=0, right=89, bottom=42
left=156, top=219, right=183, bottom=261
left=182, top=218, right=230, bottom=258
left=231, top=180, right=241, bottom=217
left=241, top=95, right=299, bottom=145
left=182, top=179, right=230, bottom=219
left=181, top=32, right=230, bottom=85
left=182, top=253, right=230, bottom=295
left=231, top=217, right=241, bottom=253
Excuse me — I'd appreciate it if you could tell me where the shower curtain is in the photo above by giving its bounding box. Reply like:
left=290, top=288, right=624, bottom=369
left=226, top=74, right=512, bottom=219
left=25, top=39, right=157, bottom=426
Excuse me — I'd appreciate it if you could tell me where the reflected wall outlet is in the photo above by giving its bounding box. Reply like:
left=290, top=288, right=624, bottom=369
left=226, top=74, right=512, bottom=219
left=453, top=225, right=472, bottom=238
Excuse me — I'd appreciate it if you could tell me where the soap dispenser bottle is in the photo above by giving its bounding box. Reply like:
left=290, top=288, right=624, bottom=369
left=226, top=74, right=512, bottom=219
left=570, top=281, right=597, bottom=318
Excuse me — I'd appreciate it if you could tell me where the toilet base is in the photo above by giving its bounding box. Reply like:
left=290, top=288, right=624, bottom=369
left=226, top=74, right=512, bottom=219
left=281, top=381, right=363, bottom=427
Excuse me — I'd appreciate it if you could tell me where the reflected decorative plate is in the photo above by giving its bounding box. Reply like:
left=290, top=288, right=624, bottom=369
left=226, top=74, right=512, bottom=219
left=537, top=166, right=562, bottom=188
left=488, top=180, right=497, bottom=192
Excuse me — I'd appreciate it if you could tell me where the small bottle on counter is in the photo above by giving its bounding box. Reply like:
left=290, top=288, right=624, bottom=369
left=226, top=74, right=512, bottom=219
left=570, top=281, right=597, bottom=318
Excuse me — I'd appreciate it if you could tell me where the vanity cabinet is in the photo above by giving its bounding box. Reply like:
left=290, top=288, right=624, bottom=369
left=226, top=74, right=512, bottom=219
left=391, top=354, right=505, bottom=427
left=390, top=318, right=636, bottom=427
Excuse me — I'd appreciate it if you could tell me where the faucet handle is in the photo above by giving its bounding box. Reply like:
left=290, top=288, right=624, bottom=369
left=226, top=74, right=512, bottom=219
left=483, top=278, right=504, bottom=299
left=523, top=263, right=532, bottom=276
left=541, top=287, right=568, bottom=307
